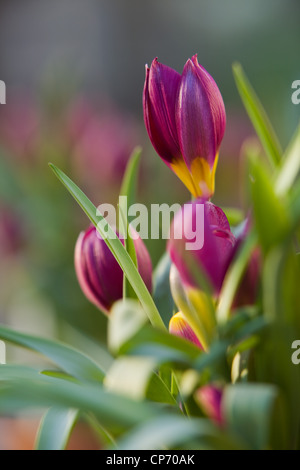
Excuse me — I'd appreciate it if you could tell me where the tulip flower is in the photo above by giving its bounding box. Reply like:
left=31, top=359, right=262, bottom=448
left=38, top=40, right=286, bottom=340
left=169, top=264, right=215, bottom=350
left=169, top=311, right=203, bottom=350
left=168, top=200, right=260, bottom=308
left=75, top=225, right=152, bottom=313
left=143, top=55, right=226, bottom=199
left=168, top=200, right=236, bottom=294
left=195, top=385, right=224, bottom=425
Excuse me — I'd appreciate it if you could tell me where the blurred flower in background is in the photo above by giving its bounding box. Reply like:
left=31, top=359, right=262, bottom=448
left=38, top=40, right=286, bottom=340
left=195, top=385, right=224, bottom=426
left=0, top=94, right=40, bottom=162
left=0, top=205, right=25, bottom=257
left=65, top=97, right=142, bottom=202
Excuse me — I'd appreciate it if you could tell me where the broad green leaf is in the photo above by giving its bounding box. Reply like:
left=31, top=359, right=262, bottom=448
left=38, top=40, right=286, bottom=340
left=108, top=300, right=148, bottom=355
left=251, top=324, right=300, bottom=448
left=117, top=415, right=246, bottom=450
left=218, top=307, right=259, bottom=339
left=0, top=364, right=42, bottom=381
left=119, top=324, right=201, bottom=366
left=0, top=365, right=157, bottom=434
left=49, top=163, right=165, bottom=331
left=263, top=245, right=300, bottom=334
left=289, top=179, right=300, bottom=226
left=147, top=372, right=178, bottom=405
left=223, top=207, right=245, bottom=227
left=193, top=340, right=229, bottom=376
left=223, top=383, right=289, bottom=449
left=104, top=356, right=156, bottom=400
left=104, top=355, right=178, bottom=407
left=249, top=155, right=290, bottom=251
left=276, top=123, right=300, bottom=196
left=233, top=63, right=282, bottom=168
left=153, top=252, right=174, bottom=326
left=0, top=324, right=104, bottom=383
left=35, top=407, right=78, bottom=450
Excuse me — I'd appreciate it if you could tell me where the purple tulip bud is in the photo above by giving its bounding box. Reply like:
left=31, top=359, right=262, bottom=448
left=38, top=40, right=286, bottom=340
left=74, top=226, right=152, bottom=314
left=196, top=385, right=224, bottom=425
left=169, top=311, right=203, bottom=350
left=143, top=55, right=226, bottom=199
left=168, top=200, right=235, bottom=294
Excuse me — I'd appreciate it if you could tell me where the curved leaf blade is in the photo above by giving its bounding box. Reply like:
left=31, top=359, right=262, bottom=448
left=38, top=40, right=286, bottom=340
left=0, top=324, right=104, bottom=383
left=49, top=163, right=165, bottom=331
left=35, top=407, right=78, bottom=450
left=233, top=63, right=282, bottom=168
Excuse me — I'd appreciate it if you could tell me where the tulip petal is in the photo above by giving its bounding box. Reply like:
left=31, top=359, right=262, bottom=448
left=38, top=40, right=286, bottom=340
left=168, top=200, right=235, bottom=292
left=75, top=226, right=153, bottom=313
left=143, top=59, right=181, bottom=164
left=74, top=230, right=108, bottom=312
left=177, top=55, right=226, bottom=169
left=196, top=385, right=224, bottom=425
left=169, top=312, right=203, bottom=349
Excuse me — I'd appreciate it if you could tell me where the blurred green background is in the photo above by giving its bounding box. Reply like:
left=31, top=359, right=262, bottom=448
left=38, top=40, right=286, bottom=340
left=0, top=0, right=299, bottom=357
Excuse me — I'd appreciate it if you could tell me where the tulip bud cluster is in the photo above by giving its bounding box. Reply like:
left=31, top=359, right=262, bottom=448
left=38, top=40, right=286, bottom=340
left=143, top=56, right=259, bottom=349
left=74, top=55, right=259, bottom=363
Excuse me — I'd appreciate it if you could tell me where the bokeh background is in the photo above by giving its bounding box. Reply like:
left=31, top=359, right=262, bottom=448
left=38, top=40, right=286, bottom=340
left=0, top=0, right=299, bottom=449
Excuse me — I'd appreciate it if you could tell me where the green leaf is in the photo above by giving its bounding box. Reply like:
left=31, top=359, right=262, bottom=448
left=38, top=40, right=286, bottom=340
left=49, top=163, right=165, bottom=331
left=233, top=63, right=282, bottom=168
left=289, top=179, right=300, bottom=226
left=117, top=415, right=246, bottom=450
left=104, top=356, right=157, bottom=401
left=217, top=232, right=257, bottom=324
left=118, top=204, right=138, bottom=300
left=119, top=147, right=141, bottom=300
left=249, top=155, right=290, bottom=251
left=119, top=146, right=141, bottom=210
left=108, top=300, right=148, bottom=355
left=119, top=324, right=201, bottom=366
left=263, top=244, right=300, bottom=334
left=222, top=207, right=245, bottom=227
left=153, top=252, right=174, bottom=327
left=0, top=365, right=157, bottom=434
left=35, top=407, right=78, bottom=450
left=104, top=354, right=178, bottom=407
left=251, top=324, right=300, bottom=447
left=223, top=383, right=289, bottom=449
left=0, top=324, right=104, bottom=383
left=146, top=372, right=178, bottom=405
left=276, top=123, right=300, bottom=196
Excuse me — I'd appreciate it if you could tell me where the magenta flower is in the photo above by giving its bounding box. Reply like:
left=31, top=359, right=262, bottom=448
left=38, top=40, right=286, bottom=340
left=168, top=200, right=260, bottom=307
left=74, top=226, right=152, bottom=314
left=143, top=55, right=226, bottom=199
left=169, top=311, right=204, bottom=350
left=168, top=200, right=235, bottom=294
left=196, top=385, right=224, bottom=425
